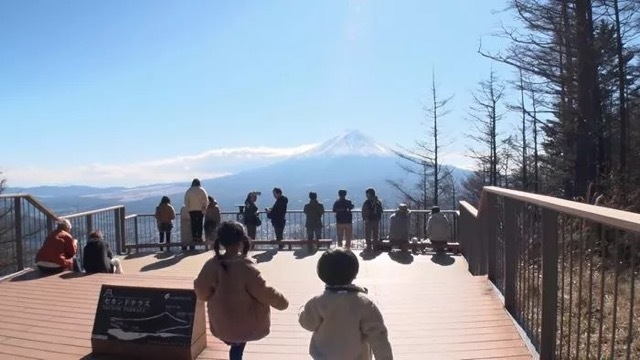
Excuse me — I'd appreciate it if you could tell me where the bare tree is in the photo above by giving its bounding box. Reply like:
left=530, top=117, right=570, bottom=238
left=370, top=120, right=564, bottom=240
left=467, top=69, right=507, bottom=187
left=389, top=71, right=454, bottom=209
left=517, top=69, right=529, bottom=190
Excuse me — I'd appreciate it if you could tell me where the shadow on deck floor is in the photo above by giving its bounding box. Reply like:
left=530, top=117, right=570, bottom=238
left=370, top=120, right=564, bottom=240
left=0, top=250, right=532, bottom=360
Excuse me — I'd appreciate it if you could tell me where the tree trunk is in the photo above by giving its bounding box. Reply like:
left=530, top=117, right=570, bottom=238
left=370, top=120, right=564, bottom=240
left=613, top=0, right=628, bottom=187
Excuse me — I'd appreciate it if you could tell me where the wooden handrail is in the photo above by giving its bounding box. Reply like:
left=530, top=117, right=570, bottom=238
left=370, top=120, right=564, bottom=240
left=0, top=193, right=59, bottom=220
left=459, top=201, right=478, bottom=218
left=483, top=186, right=640, bottom=233
left=132, top=209, right=458, bottom=217
left=62, top=205, right=125, bottom=219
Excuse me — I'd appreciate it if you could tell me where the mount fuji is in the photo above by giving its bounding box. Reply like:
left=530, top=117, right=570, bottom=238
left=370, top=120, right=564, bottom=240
left=15, top=130, right=472, bottom=213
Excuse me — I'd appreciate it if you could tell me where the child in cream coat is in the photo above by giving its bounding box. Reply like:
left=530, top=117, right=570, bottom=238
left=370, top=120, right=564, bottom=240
left=299, top=249, right=393, bottom=359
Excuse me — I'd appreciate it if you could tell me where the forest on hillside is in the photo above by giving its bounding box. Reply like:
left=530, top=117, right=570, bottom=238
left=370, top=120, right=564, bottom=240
left=395, top=0, right=640, bottom=211
left=467, top=0, right=640, bottom=208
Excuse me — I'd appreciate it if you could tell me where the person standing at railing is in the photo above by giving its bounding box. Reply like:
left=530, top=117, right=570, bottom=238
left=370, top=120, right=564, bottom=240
left=35, top=219, right=81, bottom=274
left=304, top=192, right=325, bottom=246
left=333, top=190, right=354, bottom=249
left=362, top=188, right=383, bottom=251
left=388, top=204, right=411, bottom=252
left=184, top=178, right=209, bottom=244
left=204, top=196, right=222, bottom=242
left=155, top=196, right=176, bottom=251
left=243, top=192, right=261, bottom=240
left=426, top=206, right=450, bottom=252
left=266, top=187, right=288, bottom=248
left=83, top=230, right=124, bottom=274
left=180, top=205, right=194, bottom=251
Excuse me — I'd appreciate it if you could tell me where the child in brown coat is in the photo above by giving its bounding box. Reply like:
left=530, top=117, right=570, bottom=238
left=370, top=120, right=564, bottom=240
left=194, top=221, right=289, bottom=359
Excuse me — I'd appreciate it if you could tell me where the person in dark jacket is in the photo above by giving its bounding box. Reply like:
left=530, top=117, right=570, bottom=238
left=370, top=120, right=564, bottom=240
left=243, top=192, right=261, bottom=240
left=83, top=230, right=124, bottom=274
left=332, top=190, right=354, bottom=249
left=266, top=187, right=288, bottom=245
left=303, top=192, right=325, bottom=242
left=362, top=187, right=383, bottom=250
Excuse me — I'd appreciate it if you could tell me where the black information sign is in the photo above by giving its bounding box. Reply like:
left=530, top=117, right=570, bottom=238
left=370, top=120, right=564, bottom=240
left=91, top=285, right=197, bottom=347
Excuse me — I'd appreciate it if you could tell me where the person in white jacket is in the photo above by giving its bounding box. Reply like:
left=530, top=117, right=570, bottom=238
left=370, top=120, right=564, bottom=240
left=184, top=178, right=209, bottom=245
left=426, top=206, right=450, bottom=252
left=299, top=249, right=393, bottom=360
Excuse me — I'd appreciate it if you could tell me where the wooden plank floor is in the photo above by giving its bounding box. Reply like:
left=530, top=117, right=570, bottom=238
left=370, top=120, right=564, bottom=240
left=0, top=249, right=533, bottom=359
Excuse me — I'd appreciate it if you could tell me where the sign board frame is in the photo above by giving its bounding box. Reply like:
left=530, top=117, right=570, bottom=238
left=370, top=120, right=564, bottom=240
left=91, top=284, right=206, bottom=360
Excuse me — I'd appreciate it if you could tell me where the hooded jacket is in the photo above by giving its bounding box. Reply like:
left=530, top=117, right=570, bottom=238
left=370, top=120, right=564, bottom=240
left=426, top=212, right=450, bottom=242
left=388, top=208, right=411, bottom=241
left=193, top=256, right=289, bottom=343
left=299, top=284, right=393, bottom=360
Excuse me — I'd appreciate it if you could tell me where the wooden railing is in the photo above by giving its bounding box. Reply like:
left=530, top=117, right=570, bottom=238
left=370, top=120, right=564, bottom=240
left=458, top=186, right=639, bottom=360
left=0, top=192, right=459, bottom=274
left=124, top=209, right=459, bottom=251
left=0, top=194, right=125, bottom=276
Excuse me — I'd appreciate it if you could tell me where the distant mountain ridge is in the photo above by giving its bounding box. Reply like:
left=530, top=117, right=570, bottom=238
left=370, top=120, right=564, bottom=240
left=10, top=130, right=472, bottom=214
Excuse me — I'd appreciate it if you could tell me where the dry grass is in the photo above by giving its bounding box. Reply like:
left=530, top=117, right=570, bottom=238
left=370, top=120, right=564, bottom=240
left=514, top=234, right=639, bottom=359
left=556, top=252, right=639, bottom=359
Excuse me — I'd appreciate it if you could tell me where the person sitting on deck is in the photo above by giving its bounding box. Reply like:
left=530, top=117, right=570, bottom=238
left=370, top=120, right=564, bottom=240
left=299, top=248, right=393, bottom=360
left=82, top=230, right=124, bottom=274
left=194, top=221, right=289, bottom=360
left=388, top=204, right=411, bottom=252
left=35, top=219, right=80, bottom=274
left=426, top=206, right=450, bottom=252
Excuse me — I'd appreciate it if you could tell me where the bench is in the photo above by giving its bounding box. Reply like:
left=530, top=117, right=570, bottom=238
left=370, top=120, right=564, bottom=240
left=124, top=241, right=211, bottom=253
left=250, top=239, right=333, bottom=250
left=376, top=239, right=461, bottom=254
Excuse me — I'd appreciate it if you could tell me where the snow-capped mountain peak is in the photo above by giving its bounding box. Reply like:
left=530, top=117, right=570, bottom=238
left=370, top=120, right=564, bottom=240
left=298, top=130, right=393, bottom=158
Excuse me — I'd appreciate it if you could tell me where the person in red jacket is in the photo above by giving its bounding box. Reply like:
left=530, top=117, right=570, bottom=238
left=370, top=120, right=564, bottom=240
left=35, top=219, right=80, bottom=273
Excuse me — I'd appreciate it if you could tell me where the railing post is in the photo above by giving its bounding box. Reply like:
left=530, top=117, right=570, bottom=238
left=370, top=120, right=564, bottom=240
left=540, top=209, right=558, bottom=360
left=134, top=216, right=139, bottom=247
left=503, top=199, right=517, bottom=315
left=114, top=208, right=124, bottom=254
left=86, top=214, right=93, bottom=238
left=14, top=198, right=24, bottom=271
left=465, top=209, right=478, bottom=275
left=485, top=194, right=498, bottom=282
left=120, top=208, right=126, bottom=254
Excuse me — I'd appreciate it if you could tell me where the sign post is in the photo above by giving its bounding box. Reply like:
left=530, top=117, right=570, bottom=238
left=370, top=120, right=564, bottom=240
left=91, top=285, right=207, bottom=360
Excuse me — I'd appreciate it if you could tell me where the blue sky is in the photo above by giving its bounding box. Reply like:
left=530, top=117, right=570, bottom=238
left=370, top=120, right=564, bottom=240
left=1, top=0, right=517, bottom=186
